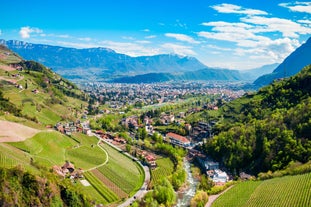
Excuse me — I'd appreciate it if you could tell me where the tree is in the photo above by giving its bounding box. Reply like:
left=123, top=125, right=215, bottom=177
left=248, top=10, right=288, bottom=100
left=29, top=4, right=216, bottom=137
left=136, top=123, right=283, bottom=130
left=125, top=144, right=131, bottom=153
left=153, top=178, right=176, bottom=206
left=190, top=191, right=208, bottom=207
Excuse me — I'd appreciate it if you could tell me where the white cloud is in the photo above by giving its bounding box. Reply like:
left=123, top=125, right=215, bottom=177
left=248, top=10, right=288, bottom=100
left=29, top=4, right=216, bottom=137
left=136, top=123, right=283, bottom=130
left=0, top=29, right=2, bottom=36
left=199, top=15, right=311, bottom=47
left=57, top=34, right=70, bottom=38
left=135, top=40, right=151, bottom=44
left=56, top=41, right=99, bottom=49
left=78, top=37, right=92, bottom=41
left=298, top=19, right=311, bottom=24
left=165, top=33, right=199, bottom=44
left=211, top=3, right=268, bottom=15
left=19, top=26, right=43, bottom=39
left=142, top=29, right=150, bottom=32
left=279, top=2, right=311, bottom=14
left=234, top=38, right=300, bottom=62
left=205, top=44, right=233, bottom=52
left=122, top=36, right=135, bottom=40
left=145, top=35, right=157, bottom=39
left=98, top=40, right=161, bottom=56
left=241, top=16, right=311, bottom=38
left=161, top=43, right=196, bottom=56
left=198, top=21, right=271, bottom=47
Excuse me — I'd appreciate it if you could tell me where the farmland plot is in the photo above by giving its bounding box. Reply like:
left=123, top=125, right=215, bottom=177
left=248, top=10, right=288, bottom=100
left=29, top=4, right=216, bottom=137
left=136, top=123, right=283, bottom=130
left=213, top=173, right=311, bottom=207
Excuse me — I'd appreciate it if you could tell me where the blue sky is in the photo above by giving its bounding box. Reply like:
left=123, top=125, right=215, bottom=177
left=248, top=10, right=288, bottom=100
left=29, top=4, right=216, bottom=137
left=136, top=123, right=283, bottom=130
left=1, top=0, right=311, bottom=69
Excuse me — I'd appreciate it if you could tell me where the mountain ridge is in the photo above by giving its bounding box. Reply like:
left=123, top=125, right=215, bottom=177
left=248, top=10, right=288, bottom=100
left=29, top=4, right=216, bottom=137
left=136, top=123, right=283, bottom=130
left=1, top=39, right=278, bottom=83
left=1, top=39, right=208, bottom=81
left=254, top=37, right=311, bottom=87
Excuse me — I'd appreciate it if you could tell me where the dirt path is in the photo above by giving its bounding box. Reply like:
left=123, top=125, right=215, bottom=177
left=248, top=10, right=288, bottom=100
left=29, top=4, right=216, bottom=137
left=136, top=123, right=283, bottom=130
left=205, top=185, right=234, bottom=207
left=0, top=120, right=40, bottom=142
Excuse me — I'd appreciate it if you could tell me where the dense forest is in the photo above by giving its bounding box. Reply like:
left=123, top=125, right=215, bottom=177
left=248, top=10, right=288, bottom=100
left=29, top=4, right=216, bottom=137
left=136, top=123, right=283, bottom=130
left=205, top=64, right=311, bottom=175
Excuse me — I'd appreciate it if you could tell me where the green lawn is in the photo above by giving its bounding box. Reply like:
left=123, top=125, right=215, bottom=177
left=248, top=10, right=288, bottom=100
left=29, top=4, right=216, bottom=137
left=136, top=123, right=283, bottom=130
left=212, top=173, right=311, bottom=207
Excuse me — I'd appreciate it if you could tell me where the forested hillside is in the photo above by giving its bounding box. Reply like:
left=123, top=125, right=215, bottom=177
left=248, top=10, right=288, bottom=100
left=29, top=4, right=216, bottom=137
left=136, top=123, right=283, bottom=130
left=205, top=64, right=311, bottom=175
left=0, top=166, right=91, bottom=206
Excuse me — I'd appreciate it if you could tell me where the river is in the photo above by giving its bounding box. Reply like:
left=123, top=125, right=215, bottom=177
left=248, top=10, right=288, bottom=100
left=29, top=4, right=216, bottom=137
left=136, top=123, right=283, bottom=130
left=176, top=158, right=198, bottom=207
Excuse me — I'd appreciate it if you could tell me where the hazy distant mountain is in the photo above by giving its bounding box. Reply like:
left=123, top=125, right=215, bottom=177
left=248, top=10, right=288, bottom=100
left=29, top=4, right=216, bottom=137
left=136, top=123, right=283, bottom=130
left=0, top=40, right=207, bottom=82
left=240, top=63, right=279, bottom=80
left=1, top=39, right=283, bottom=84
left=254, top=37, right=311, bottom=87
left=111, top=67, right=243, bottom=83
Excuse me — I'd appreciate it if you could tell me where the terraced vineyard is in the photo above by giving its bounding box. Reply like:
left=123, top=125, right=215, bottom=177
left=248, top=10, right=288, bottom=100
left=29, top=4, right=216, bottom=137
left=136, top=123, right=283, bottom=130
left=151, top=157, right=174, bottom=186
left=98, top=142, right=144, bottom=196
left=92, top=168, right=128, bottom=199
left=84, top=171, right=119, bottom=204
left=212, top=173, right=311, bottom=207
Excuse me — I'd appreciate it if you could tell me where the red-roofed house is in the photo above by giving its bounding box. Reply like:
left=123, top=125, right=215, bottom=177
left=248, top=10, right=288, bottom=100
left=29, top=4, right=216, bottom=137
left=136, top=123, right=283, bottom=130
left=166, top=132, right=191, bottom=148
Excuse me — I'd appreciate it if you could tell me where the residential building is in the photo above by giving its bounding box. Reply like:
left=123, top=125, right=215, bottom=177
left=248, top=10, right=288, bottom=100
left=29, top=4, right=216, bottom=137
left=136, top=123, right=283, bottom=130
left=166, top=132, right=190, bottom=148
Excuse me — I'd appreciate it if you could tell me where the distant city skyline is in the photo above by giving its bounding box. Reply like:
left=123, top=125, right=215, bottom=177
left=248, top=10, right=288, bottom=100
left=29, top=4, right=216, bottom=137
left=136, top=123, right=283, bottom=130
left=1, top=0, right=311, bottom=69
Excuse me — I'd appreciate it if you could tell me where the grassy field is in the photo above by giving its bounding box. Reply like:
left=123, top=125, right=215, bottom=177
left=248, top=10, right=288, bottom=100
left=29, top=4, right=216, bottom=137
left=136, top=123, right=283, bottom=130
left=9, top=131, right=76, bottom=166
left=8, top=131, right=107, bottom=171
left=66, top=133, right=108, bottom=170
left=67, top=145, right=107, bottom=170
left=212, top=173, right=311, bottom=207
left=151, top=157, right=174, bottom=186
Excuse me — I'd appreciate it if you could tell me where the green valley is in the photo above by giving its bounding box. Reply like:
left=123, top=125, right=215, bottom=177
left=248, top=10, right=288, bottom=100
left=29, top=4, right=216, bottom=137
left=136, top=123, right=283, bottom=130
left=0, top=37, right=311, bottom=207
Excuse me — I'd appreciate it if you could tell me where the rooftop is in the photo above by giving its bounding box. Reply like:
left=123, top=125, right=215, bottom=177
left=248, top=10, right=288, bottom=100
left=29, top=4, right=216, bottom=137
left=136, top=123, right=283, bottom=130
left=166, top=132, right=189, bottom=143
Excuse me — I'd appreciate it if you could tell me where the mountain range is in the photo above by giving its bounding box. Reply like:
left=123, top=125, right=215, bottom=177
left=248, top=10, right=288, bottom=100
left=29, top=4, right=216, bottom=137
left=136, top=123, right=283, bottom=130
left=1, top=39, right=279, bottom=83
left=254, top=37, right=311, bottom=87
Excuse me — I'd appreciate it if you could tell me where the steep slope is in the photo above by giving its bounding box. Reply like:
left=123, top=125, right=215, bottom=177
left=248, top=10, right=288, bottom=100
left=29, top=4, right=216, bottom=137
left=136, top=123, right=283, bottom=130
left=1, top=40, right=207, bottom=82
left=205, top=64, right=311, bottom=175
left=0, top=45, right=87, bottom=125
left=254, top=37, right=311, bottom=87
